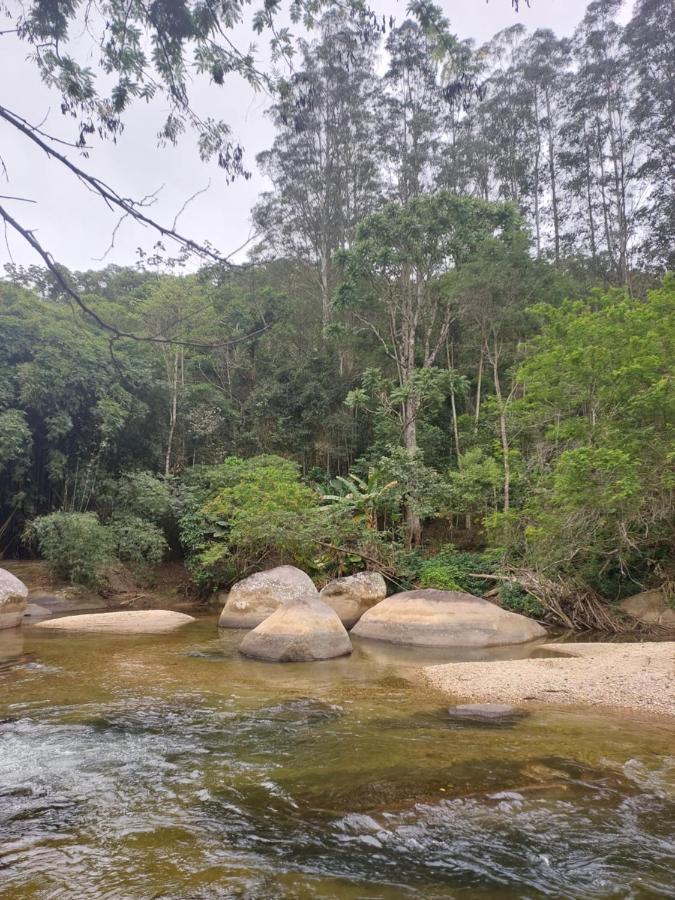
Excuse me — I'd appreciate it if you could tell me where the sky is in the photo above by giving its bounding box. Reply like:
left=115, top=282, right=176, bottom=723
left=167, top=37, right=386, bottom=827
left=0, top=0, right=633, bottom=273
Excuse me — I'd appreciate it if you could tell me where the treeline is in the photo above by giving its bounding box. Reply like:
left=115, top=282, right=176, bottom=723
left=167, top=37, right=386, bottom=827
left=254, top=0, right=673, bottom=301
left=0, top=0, right=673, bottom=623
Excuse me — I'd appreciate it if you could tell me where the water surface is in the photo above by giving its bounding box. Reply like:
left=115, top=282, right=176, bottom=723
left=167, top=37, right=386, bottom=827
left=0, top=618, right=673, bottom=898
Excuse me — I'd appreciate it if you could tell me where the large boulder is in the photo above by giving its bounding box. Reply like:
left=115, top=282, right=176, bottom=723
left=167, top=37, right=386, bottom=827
left=219, top=565, right=317, bottom=628
left=351, top=589, right=546, bottom=647
left=0, top=568, right=29, bottom=630
left=319, top=572, right=387, bottom=627
left=619, top=589, right=675, bottom=628
left=239, top=595, right=352, bottom=662
left=34, top=609, right=195, bottom=634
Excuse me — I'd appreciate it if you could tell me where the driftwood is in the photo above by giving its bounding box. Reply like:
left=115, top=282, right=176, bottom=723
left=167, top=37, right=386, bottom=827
left=470, top=569, right=648, bottom=633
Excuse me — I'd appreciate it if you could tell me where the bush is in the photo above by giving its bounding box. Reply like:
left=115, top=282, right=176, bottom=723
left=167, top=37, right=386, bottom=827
left=178, top=455, right=328, bottom=586
left=416, top=544, right=501, bottom=595
left=392, top=546, right=495, bottom=592
left=497, top=581, right=545, bottom=618
left=112, top=471, right=173, bottom=524
left=110, top=515, right=168, bottom=567
left=26, top=511, right=114, bottom=588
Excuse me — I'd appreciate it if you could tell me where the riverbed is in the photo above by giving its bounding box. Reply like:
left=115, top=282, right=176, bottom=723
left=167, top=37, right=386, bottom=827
left=1, top=616, right=674, bottom=898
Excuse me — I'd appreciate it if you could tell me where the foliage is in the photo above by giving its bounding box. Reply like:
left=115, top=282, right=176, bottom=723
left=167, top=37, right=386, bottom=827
left=26, top=512, right=114, bottom=588
left=511, top=279, right=674, bottom=590
left=395, top=543, right=502, bottom=594
left=109, top=515, right=169, bottom=568
left=497, top=581, right=545, bottom=619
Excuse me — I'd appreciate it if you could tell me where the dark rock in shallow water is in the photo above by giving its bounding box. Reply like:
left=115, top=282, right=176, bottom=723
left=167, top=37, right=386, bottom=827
left=447, top=703, right=527, bottom=724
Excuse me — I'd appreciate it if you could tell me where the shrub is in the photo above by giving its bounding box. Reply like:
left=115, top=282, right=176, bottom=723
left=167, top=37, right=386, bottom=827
left=497, top=581, right=545, bottom=618
left=26, top=511, right=114, bottom=588
left=111, top=471, right=173, bottom=524
left=416, top=544, right=501, bottom=595
left=178, top=455, right=328, bottom=586
left=110, top=515, right=168, bottom=567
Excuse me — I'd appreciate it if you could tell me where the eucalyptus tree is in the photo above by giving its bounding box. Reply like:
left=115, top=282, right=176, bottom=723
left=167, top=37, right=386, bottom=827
left=521, top=29, right=571, bottom=263
left=562, top=0, right=637, bottom=286
left=623, top=0, right=675, bottom=271
left=253, top=9, right=382, bottom=327
left=379, top=19, right=445, bottom=203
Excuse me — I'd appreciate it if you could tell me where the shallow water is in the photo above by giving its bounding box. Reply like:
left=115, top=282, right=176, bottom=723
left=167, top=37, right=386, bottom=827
left=0, top=617, right=673, bottom=899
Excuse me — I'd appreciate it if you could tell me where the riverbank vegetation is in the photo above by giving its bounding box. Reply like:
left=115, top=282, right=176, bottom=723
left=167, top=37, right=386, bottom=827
left=1, top=0, right=673, bottom=628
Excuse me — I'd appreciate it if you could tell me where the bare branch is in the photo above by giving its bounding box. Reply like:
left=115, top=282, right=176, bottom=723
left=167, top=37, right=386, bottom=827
left=172, top=180, right=211, bottom=231
left=0, top=105, right=242, bottom=267
left=0, top=202, right=267, bottom=349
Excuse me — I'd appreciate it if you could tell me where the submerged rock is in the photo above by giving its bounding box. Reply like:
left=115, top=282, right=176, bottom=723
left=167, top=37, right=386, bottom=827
left=619, top=589, right=675, bottom=628
left=352, top=589, right=546, bottom=647
left=0, top=568, right=29, bottom=630
left=34, top=609, right=195, bottom=634
left=239, top=595, right=352, bottom=662
left=319, top=571, right=387, bottom=627
left=219, top=565, right=317, bottom=628
left=447, top=703, right=527, bottom=724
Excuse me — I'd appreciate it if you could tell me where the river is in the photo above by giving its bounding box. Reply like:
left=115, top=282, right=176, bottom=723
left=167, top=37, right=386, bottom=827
left=0, top=616, right=673, bottom=898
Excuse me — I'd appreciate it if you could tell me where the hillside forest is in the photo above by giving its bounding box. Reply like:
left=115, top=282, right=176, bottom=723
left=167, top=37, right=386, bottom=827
left=0, top=0, right=672, bottom=630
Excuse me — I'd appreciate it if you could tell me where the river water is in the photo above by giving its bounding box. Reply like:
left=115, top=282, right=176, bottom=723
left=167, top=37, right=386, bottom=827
left=0, top=617, right=673, bottom=898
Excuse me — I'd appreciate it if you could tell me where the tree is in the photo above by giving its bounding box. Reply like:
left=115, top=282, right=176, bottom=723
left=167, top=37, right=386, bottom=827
left=623, top=0, right=675, bottom=271
left=510, top=277, right=674, bottom=588
left=253, top=10, right=382, bottom=327
left=336, top=191, right=523, bottom=542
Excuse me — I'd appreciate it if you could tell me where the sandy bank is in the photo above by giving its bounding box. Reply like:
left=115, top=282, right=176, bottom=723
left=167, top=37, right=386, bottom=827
left=423, top=642, right=675, bottom=717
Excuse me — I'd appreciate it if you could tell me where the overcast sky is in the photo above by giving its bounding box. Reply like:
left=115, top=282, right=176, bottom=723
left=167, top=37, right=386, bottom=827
left=0, top=0, right=633, bottom=273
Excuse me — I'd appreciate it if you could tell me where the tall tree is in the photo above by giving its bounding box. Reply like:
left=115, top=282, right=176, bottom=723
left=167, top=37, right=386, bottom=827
left=623, top=0, right=675, bottom=271
left=336, top=192, right=524, bottom=541
left=253, top=10, right=382, bottom=327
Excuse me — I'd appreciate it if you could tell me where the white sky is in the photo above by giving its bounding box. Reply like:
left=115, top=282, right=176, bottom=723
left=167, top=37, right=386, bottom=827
left=0, top=0, right=633, bottom=273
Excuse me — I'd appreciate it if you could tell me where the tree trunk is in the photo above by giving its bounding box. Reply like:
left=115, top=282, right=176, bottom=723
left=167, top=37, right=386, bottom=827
left=402, top=394, right=421, bottom=547
left=165, top=349, right=179, bottom=476
left=474, top=344, right=484, bottom=431
left=491, top=338, right=510, bottom=513
left=544, top=89, right=560, bottom=265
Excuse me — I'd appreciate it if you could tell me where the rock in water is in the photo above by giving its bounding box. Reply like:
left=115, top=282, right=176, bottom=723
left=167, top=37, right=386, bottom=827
left=619, top=589, right=675, bottom=628
left=0, top=568, right=29, bottom=630
left=34, top=609, right=195, bottom=634
left=351, top=589, right=546, bottom=647
left=447, top=703, right=527, bottom=723
left=219, top=565, right=317, bottom=628
left=319, top=572, right=387, bottom=627
left=239, top=595, right=352, bottom=662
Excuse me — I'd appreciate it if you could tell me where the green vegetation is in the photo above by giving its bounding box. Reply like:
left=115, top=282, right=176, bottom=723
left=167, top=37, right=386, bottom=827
left=0, top=2, right=672, bottom=627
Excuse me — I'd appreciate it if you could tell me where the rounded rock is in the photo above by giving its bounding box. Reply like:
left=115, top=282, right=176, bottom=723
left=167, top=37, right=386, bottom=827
left=0, top=568, right=29, bottom=630
left=447, top=703, right=527, bottom=723
left=239, top=595, right=352, bottom=662
left=319, top=572, right=387, bottom=627
left=219, top=565, right=317, bottom=629
left=351, top=588, right=546, bottom=647
left=34, top=609, right=195, bottom=634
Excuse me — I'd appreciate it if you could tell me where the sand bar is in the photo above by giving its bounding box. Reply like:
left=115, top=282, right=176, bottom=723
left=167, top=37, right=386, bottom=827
left=424, top=641, right=675, bottom=717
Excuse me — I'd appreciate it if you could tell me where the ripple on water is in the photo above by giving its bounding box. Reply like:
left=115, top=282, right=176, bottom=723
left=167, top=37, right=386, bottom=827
left=0, top=624, right=674, bottom=899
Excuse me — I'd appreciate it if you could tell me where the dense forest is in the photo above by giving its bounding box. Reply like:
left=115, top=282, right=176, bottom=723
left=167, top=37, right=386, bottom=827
left=0, top=0, right=673, bottom=628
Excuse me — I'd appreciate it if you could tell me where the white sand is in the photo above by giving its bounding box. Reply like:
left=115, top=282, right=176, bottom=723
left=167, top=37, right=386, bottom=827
left=424, top=642, right=675, bottom=717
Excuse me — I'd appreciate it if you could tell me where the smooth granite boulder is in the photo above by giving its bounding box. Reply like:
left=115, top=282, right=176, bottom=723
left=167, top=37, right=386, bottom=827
left=219, top=565, right=317, bottom=628
left=239, top=595, right=352, bottom=662
left=351, top=589, right=546, bottom=647
left=35, top=609, right=195, bottom=634
left=319, top=572, right=387, bottom=628
left=447, top=703, right=527, bottom=724
left=619, top=589, right=675, bottom=628
left=0, top=568, right=29, bottom=630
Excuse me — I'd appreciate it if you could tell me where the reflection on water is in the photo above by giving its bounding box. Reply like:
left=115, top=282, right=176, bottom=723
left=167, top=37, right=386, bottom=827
left=0, top=618, right=673, bottom=899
